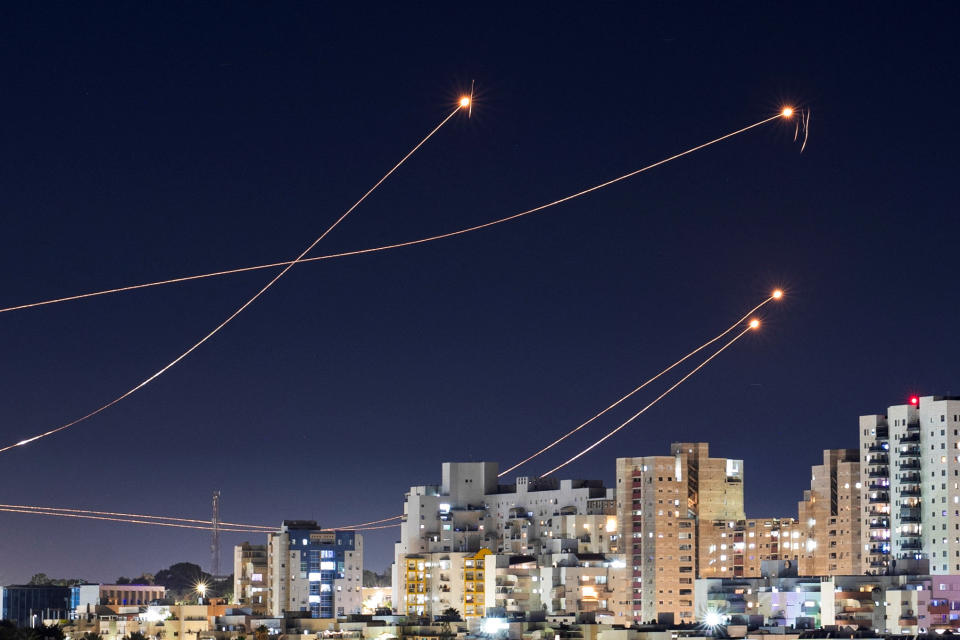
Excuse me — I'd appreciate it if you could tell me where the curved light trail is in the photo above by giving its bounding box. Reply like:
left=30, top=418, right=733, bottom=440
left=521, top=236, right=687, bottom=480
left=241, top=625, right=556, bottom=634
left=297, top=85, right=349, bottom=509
left=0, top=103, right=466, bottom=454
left=0, top=112, right=792, bottom=316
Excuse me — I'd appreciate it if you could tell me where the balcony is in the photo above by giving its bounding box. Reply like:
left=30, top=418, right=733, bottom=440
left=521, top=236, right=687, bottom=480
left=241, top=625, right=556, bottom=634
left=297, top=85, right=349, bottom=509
left=900, top=487, right=922, bottom=497
left=899, top=473, right=922, bottom=484
left=899, top=445, right=921, bottom=458
left=868, top=468, right=890, bottom=478
left=869, top=493, right=890, bottom=503
left=900, top=529, right=922, bottom=538
left=867, top=454, right=890, bottom=465
left=900, top=460, right=921, bottom=470
left=899, top=432, right=920, bottom=444
left=901, top=539, right=923, bottom=550
left=868, top=482, right=889, bottom=492
left=900, top=509, right=922, bottom=523
left=869, top=519, right=890, bottom=529
left=868, top=442, right=889, bottom=453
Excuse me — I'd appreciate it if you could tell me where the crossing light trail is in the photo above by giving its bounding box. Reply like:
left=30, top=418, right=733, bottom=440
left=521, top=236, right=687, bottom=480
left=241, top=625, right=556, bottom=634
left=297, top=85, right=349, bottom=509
left=0, top=109, right=795, bottom=317
left=539, top=320, right=762, bottom=479
left=499, top=290, right=783, bottom=478
left=0, top=101, right=468, bottom=455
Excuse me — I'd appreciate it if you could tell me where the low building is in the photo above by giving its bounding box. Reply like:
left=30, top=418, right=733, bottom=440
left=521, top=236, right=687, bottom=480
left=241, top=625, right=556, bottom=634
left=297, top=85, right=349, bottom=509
left=696, top=570, right=931, bottom=633
left=98, top=584, right=166, bottom=606
left=0, top=585, right=73, bottom=627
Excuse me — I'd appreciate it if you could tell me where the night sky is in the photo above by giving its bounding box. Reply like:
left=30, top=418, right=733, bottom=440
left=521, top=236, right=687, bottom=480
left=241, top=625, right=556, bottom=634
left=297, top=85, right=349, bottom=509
left=1, top=3, right=958, bottom=584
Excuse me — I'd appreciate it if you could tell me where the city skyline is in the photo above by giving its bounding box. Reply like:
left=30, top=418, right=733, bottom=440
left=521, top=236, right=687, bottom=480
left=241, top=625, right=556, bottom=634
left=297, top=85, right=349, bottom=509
left=2, top=3, right=959, bottom=585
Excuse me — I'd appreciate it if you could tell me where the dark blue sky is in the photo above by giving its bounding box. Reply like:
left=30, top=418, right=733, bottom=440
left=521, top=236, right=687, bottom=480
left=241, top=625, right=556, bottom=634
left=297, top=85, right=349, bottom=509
left=1, top=3, right=958, bottom=582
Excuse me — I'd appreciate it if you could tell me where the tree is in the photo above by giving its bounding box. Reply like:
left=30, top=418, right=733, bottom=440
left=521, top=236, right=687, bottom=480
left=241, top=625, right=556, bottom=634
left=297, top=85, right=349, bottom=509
left=29, top=625, right=65, bottom=640
left=254, top=625, right=269, bottom=640
left=362, top=569, right=390, bottom=588
left=439, top=608, right=461, bottom=622
left=154, top=563, right=210, bottom=593
left=125, top=632, right=148, bottom=640
left=116, top=577, right=131, bottom=585
left=0, top=621, right=21, bottom=640
left=81, top=633, right=103, bottom=640
left=28, top=574, right=51, bottom=585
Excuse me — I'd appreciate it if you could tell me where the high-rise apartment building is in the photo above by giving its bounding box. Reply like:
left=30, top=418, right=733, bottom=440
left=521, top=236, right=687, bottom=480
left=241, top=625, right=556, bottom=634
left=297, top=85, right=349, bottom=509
left=266, top=522, right=363, bottom=618
left=860, top=412, right=893, bottom=574
left=860, top=395, right=960, bottom=575
left=234, top=522, right=362, bottom=619
left=797, top=449, right=862, bottom=575
left=616, top=442, right=745, bottom=624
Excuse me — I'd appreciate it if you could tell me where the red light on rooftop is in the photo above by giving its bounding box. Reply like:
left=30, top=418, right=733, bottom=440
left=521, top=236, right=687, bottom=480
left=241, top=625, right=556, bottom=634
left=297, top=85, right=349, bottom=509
left=910, top=396, right=919, bottom=405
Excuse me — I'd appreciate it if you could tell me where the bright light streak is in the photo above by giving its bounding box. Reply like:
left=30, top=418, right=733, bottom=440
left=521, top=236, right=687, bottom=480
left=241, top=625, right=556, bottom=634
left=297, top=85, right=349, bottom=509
left=539, top=323, right=757, bottom=478
left=0, top=503, right=401, bottom=533
left=0, top=114, right=789, bottom=317
left=749, top=318, right=760, bottom=329
left=0, top=504, right=403, bottom=533
left=0, top=506, right=266, bottom=532
left=0, top=502, right=274, bottom=530
left=459, top=97, right=470, bottom=107
left=772, top=289, right=783, bottom=299
left=330, top=514, right=404, bottom=529
left=782, top=107, right=794, bottom=117
left=0, top=105, right=465, bottom=455
left=500, top=292, right=781, bottom=477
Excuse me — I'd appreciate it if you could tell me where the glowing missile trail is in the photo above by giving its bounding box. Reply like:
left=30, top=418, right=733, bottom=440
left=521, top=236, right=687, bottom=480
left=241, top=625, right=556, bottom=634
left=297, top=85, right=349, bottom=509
left=0, top=102, right=467, bottom=454
left=0, top=503, right=274, bottom=529
left=539, top=321, right=760, bottom=478
left=0, top=505, right=402, bottom=532
left=0, top=506, right=267, bottom=533
left=499, top=290, right=783, bottom=477
left=333, top=514, right=403, bottom=528
left=0, top=112, right=792, bottom=317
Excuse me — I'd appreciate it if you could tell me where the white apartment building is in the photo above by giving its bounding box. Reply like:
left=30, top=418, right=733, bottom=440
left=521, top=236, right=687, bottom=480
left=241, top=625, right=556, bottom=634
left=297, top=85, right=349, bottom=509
left=860, top=395, right=960, bottom=575
left=392, top=461, right=627, bottom=621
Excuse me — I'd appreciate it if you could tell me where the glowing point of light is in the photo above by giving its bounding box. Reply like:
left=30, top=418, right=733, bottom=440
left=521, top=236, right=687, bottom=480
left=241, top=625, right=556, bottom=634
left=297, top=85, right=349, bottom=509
left=459, top=97, right=470, bottom=107
left=195, top=582, right=207, bottom=596
left=481, top=619, right=509, bottom=634
left=749, top=319, right=760, bottom=329
left=910, top=396, right=919, bottom=405
left=772, top=289, right=783, bottom=299
left=782, top=107, right=794, bottom=117
left=704, top=611, right=725, bottom=627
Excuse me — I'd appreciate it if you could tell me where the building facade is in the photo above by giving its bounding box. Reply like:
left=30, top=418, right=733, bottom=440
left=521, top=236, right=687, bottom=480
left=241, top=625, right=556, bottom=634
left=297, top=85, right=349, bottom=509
left=615, top=442, right=745, bottom=624
left=234, top=542, right=268, bottom=614
left=233, top=521, right=362, bottom=620
left=266, top=521, right=363, bottom=619
left=392, top=461, right=626, bottom=621
left=0, top=585, right=72, bottom=627
left=860, top=395, right=960, bottom=575
left=797, top=449, right=862, bottom=575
